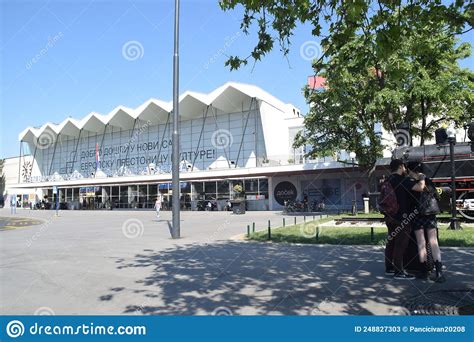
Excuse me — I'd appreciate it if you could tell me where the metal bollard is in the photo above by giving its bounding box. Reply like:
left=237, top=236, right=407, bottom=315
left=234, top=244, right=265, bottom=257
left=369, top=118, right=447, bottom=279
left=283, top=218, right=285, bottom=227
left=247, top=225, right=250, bottom=237
left=370, top=227, right=374, bottom=242
left=316, top=226, right=320, bottom=242
left=304, top=216, right=306, bottom=223
left=294, top=217, right=297, bottom=225
left=252, top=222, right=255, bottom=233
left=268, top=220, right=271, bottom=240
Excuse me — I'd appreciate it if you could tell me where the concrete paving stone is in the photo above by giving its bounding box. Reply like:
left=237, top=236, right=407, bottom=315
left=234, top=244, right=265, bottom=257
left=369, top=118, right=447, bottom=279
left=0, top=208, right=472, bottom=315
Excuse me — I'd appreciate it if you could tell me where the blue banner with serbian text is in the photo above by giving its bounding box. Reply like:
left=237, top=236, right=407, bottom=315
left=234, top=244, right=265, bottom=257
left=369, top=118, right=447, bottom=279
left=0, top=316, right=472, bottom=341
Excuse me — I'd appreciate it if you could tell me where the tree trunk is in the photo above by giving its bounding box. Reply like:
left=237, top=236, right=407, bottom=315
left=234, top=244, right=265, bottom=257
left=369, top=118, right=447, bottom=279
left=420, top=96, right=426, bottom=146
left=404, top=94, right=417, bottom=146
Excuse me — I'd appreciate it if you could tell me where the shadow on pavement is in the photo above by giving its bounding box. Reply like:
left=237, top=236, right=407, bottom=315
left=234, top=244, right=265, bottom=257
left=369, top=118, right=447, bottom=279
left=100, top=242, right=474, bottom=315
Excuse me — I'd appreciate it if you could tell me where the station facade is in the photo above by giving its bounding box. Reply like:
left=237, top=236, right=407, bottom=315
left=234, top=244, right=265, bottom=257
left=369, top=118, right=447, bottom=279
left=3, top=82, right=370, bottom=211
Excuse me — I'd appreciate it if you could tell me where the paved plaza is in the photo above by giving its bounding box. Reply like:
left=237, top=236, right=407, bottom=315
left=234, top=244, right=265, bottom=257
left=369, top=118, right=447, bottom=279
left=0, top=208, right=473, bottom=315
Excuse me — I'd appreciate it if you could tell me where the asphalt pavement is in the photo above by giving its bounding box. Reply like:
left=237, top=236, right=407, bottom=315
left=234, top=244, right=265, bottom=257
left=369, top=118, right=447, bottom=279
left=0, top=208, right=472, bottom=315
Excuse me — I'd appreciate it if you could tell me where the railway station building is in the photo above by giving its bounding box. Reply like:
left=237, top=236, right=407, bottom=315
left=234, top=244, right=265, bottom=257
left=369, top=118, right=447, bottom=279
left=3, top=82, right=373, bottom=211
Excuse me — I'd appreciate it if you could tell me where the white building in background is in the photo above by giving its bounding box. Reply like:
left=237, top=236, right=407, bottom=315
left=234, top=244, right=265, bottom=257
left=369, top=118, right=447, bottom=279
left=3, top=82, right=370, bottom=211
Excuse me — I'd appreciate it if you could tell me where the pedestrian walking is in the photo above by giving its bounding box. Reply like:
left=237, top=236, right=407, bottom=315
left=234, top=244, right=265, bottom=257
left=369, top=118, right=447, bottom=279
left=154, top=194, right=162, bottom=219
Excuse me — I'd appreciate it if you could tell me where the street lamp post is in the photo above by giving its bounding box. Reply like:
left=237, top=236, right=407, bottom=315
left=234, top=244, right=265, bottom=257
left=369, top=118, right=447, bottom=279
left=349, top=152, right=357, bottom=216
left=171, top=0, right=181, bottom=238
left=447, top=127, right=461, bottom=230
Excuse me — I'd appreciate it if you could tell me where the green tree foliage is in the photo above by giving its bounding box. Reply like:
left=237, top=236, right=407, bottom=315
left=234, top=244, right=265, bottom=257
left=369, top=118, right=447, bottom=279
left=220, top=0, right=472, bottom=70
left=221, top=0, right=473, bottom=168
left=294, top=35, right=386, bottom=169
left=295, top=16, right=473, bottom=168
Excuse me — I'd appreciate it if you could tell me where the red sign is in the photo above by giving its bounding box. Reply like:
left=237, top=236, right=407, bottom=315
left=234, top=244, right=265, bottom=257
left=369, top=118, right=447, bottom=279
left=307, top=76, right=326, bottom=89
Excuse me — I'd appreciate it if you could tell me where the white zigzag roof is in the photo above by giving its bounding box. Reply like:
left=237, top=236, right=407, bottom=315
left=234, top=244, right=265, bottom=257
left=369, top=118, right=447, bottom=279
left=19, top=82, right=300, bottom=143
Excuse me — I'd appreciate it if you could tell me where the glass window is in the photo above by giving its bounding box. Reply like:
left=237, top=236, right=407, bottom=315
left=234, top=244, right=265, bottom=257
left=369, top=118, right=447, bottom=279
left=119, top=186, right=129, bottom=208
left=259, top=179, right=269, bottom=199
left=93, top=186, right=101, bottom=208
left=128, top=185, right=138, bottom=208
left=101, top=186, right=110, bottom=206
left=181, top=182, right=191, bottom=210
left=245, top=179, right=258, bottom=194
left=204, top=181, right=217, bottom=200
left=138, top=185, right=147, bottom=208
left=73, top=188, right=79, bottom=201
left=110, top=186, right=119, bottom=208
left=192, top=182, right=203, bottom=195
left=59, top=189, right=65, bottom=203
left=148, top=184, right=157, bottom=209
left=217, top=180, right=230, bottom=200
left=191, top=182, right=204, bottom=201
left=157, top=184, right=169, bottom=210
left=65, top=188, right=71, bottom=202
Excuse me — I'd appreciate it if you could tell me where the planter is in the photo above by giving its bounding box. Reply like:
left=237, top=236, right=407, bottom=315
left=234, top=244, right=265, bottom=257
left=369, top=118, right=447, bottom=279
left=230, top=200, right=246, bottom=215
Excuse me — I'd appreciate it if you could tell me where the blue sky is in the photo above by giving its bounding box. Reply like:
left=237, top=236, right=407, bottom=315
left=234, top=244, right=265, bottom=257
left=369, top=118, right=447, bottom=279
left=1, top=0, right=473, bottom=158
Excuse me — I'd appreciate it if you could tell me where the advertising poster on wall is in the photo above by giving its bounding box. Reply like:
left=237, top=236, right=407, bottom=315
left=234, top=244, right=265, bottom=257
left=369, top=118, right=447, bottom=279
left=302, top=179, right=341, bottom=206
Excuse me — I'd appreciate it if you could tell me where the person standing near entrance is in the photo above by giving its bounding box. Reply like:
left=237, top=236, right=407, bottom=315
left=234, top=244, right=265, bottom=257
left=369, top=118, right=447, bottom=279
left=154, top=194, right=162, bottom=219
